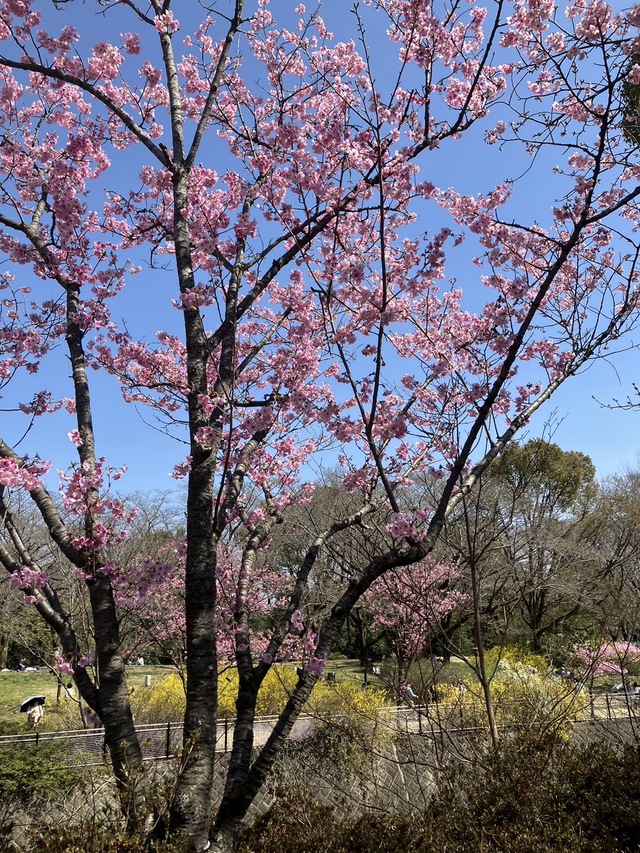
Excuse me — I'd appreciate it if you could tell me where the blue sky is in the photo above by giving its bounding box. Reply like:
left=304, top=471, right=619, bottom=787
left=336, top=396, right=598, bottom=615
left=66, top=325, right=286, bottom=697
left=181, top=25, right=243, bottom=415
left=5, top=0, right=640, bottom=496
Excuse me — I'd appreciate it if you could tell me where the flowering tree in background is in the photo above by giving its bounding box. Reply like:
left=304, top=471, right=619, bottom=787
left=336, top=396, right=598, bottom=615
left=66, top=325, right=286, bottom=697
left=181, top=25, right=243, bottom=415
left=365, top=557, right=465, bottom=689
left=573, top=640, right=640, bottom=682
left=0, top=0, right=639, bottom=849
left=116, top=536, right=298, bottom=669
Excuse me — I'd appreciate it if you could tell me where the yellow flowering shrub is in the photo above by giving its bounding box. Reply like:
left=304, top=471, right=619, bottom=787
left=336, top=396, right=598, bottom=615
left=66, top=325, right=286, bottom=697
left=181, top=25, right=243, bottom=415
left=131, top=671, right=186, bottom=723
left=307, top=681, right=386, bottom=719
left=218, top=665, right=299, bottom=718
left=482, top=645, right=550, bottom=676
left=432, top=648, right=588, bottom=733
left=294, top=681, right=392, bottom=780
left=133, top=666, right=299, bottom=723
left=132, top=666, right=390, bottom=733
left=133, top=664, right=312, bottom=721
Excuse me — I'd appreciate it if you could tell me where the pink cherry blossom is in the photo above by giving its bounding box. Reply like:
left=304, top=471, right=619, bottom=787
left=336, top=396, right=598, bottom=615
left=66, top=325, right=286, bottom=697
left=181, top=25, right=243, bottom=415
left=54, top=655, right=74, bottom=677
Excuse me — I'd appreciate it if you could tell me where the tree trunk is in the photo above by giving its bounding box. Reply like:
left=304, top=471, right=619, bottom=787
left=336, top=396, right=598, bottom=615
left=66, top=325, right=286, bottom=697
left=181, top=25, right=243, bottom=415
left=469, top=555, right=499, bottom=748
left=212, top=674, right=317, bottom=849
left=0, top=630, right=8, bottom=669
left=168, top=462, right=218, bottom=851
left=87, top=576, right=143, bottom=824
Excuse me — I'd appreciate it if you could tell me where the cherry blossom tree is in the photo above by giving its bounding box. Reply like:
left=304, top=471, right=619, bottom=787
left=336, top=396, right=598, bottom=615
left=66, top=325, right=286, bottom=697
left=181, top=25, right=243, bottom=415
left=116, top=534, right=296, bottom=670
left=364, top=557, right=465, bottom=690
left=573, top=640, right=640, bottom=683
left=0, top=0, right=639, bottom=849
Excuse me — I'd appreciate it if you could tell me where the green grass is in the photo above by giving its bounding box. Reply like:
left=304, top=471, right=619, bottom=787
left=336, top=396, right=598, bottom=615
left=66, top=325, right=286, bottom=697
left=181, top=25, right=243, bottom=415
left=0, top=670, right=60, bottom=732
left=0, top=665, right=177, bottom=732
left=325, top=659, right=373, bottom=686
left=324, top=657, right=477, bottom=695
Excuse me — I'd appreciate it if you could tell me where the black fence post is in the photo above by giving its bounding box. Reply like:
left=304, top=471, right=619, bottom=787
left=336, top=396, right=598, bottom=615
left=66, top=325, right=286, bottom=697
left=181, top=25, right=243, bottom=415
left=166, top=721, right=171, bottom=759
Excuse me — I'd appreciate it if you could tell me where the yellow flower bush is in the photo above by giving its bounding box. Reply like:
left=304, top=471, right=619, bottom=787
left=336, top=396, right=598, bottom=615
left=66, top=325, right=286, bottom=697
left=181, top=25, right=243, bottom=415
left=218, top=665, right=299, bottom=717
left=133, top=666, right=300, bottom=723
left=131, top=671, right=187, bottom=723
left=132, top=666, right=390, bottom=732
left=482, top=645, right=550, bottom=676
left=432, top=647, right=588, bottom=733
left=308, top=680, right=387, bottom=715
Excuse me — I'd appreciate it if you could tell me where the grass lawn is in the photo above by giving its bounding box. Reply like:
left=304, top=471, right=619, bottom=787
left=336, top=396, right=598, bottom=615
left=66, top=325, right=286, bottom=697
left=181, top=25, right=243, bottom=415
left=0, top=665, right=176, bottom=733
left=0, top=670, right=61, bottom=731
left=324, top=657, right=479, bottom=695
left=325, top=659, right=372, bottom=686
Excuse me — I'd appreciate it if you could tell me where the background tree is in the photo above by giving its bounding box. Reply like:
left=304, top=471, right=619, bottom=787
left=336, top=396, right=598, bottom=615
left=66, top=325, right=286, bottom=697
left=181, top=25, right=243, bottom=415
left=487, top=439, right=598, bottom=652
left=364, top=558, right=466, bottom=692
left=435, top=439, right=603, bottom=742
left=584, top=466, right=640, bottom=643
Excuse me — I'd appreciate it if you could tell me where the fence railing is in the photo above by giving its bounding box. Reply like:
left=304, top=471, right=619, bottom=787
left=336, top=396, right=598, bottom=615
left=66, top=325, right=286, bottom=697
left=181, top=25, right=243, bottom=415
left=0, top=711, right=320, bottom=766
left=1, top=695, right=638, bottom=767
left=0, top=706, right=419, bottom=766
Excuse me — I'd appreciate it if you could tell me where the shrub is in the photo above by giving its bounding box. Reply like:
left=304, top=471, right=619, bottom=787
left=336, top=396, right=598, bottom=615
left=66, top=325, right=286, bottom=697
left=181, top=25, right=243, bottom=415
left=421, top=733, right=640, bottom=852
left=25, top=819, right=190, bottom=853
left=132, top=665, right=301, bottom=723
left=239, top=787, right=341, bottom=853
left=307, top=680, right=388, bottom=718
left=430, top=648, right=587, bottom=736
left=255, top=665, right=299, bottom=717
left=306, top=681, right=390, bottom=747
left=131, top=673, right=186, bottom=724
left=218, top=665, right=300, bottom=717
left=133, top=666, right=388, bottom=725
left=482, top=645, right=550, bottom=675
left=242, top=734, right=640, bottom=852
left=269, top=682, right=392, bottom=807
left=0, top=740, right=80, bottom=803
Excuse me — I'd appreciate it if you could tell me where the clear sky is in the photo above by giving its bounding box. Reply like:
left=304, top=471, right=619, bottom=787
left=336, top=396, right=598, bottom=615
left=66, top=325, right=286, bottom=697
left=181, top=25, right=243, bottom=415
left=4, top=0, right=640, bottom=498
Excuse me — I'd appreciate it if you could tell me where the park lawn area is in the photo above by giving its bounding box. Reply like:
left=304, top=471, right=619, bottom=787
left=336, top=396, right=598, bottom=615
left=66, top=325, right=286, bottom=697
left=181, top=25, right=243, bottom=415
left=439, top=656, right=478, bottom=683
left=324, top=657, right=479, bottom=694
left=0, top=658, right=476, bottom=732
left=325, top=658, right=372, bottom=687
left=0, top=665, right=176, bottom=732
left=0, top=670, right=60, bottom=732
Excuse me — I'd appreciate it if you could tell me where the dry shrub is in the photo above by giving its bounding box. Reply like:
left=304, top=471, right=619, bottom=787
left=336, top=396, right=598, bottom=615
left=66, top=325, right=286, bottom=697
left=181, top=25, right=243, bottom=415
left=242, top=732, right=640, bottom=853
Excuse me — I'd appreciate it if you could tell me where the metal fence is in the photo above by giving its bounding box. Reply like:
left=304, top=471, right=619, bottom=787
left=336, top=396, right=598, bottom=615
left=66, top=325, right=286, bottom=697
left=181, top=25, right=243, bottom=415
left=0, top=707, right=418, bottom=767
left=0, top=719, right=243, bottom=766
left=0, top=712, right=320, bottom=767
left=1, top=695, right=637, bottom=768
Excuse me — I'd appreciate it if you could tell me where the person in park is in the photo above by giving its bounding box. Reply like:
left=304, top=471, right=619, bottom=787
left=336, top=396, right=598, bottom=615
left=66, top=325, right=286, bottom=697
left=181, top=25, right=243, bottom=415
left=0, top=1, right=639, bottom=850
left=20, top=696, right=46, bottom=728
left=27, top=703, right=44, bottom=728
left=403, top=684, right=419, bottom=707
